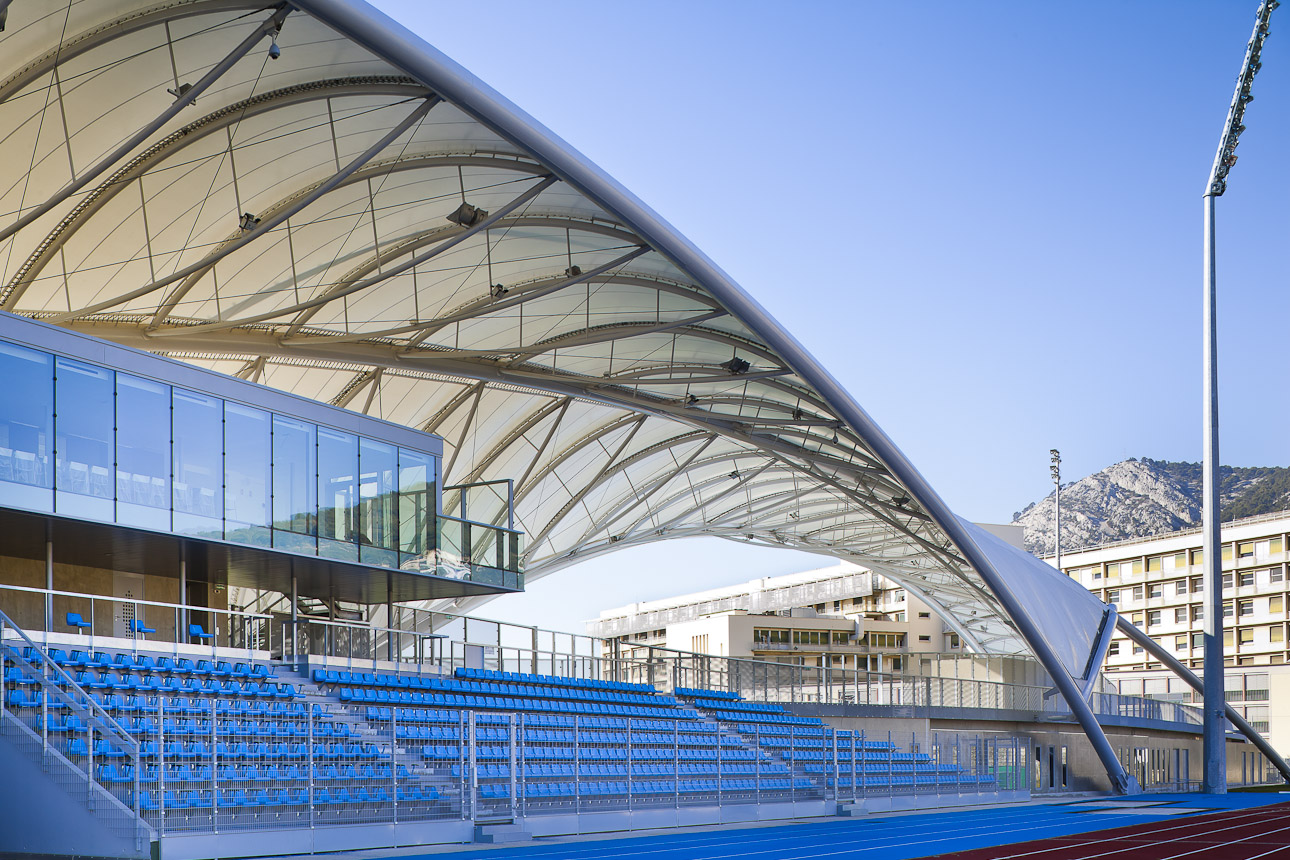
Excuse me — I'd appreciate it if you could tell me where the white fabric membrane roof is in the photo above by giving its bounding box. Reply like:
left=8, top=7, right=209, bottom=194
left=0, top=0, right=1111, bottom=679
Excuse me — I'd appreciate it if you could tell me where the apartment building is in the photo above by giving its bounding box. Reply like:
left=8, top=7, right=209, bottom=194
left=1054, top=510, right=1290, bottom=751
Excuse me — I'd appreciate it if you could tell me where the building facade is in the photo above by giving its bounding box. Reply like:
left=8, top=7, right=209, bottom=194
left=589, top=563, right=957, bottom=673
left=1054, top=510, right=1290, bottom=753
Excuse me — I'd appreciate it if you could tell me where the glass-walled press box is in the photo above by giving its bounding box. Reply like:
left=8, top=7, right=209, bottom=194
left=0, top=312, right=522, bottom=595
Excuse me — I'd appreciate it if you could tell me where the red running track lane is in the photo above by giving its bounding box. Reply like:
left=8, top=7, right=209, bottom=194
left=919, top=801, right=1290, bottom=860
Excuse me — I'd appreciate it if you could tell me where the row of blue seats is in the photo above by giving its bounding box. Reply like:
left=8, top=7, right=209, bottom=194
left=100, top=761, right=404, bottom=784
left=673, top=687, right=741, bottom=701
left=691, top=698, right=788, bottom=715
left=22, top=649, right=278, bottom=680
left=486, top=778, right=814, bottom=799
left=419, top=744, right=757, bottom=763
left=392, top=724, right=741, bottom=748
left=368, top=706, right=702, bottom=733
left=805, top=762, right=960, bottom=775
left=455, top=667, right=655, bottom=694
left=43, top=714, right=353, bottom=739
left=130, top=784, right=442, bottom=813
left=320, top=669, right=672, bottom=708
left=131, top=786, right=438, bottom=812
left=99, top=762, right=412, bottom=783
left=341, top=689, right=694, bottom=719
left=730, top=723, right=829, bottom=738
left=457, top=762, right=792, bottom=779
left=4, top=689, right=297, bottom=713
left=73, top=738, right=387, bottom=761
left=706, top=708, right=818, bottom=727
left=825, top=774, right=998, bottom=788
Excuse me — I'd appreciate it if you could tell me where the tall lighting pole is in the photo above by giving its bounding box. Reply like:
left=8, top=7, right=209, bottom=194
left=1200, top=0, right=1277, bottom=795
left=1050, top=450, right=1061, bottom=570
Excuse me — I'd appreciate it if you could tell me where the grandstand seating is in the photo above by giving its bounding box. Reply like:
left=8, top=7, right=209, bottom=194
left=674, top=687, right=996, bottom=790
left=2, top=646, right=1002, bottom=834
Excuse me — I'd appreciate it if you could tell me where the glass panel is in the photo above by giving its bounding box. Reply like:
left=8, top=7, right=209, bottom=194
left=55, top=357, right=113, bottom=520
left=172, top=389, right=223, bottom=537
left=398, top=449, right=435, bottom=557
left=0, top=342, right=53, bottom=511
left=272, top=415, right=316, bottom=553
left=318, top=428, right=357, bottom=540
left=435, top=517, right=470, bottom=579
left=358, top=438, right=397, bottom=549
left=115, top=374, right=170, bottom=530
left=225, top=403, right=271, bottom=547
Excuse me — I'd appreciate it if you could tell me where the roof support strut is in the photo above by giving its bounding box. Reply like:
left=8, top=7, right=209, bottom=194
left=0, top=4, right=291, bottom=247
left=1116, top=615, right=1290, bottom=783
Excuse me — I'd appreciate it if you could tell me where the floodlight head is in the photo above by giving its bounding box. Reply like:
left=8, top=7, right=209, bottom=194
left=724, top=357, right=751, bottom=374
left=446, top=202, right=488, bottom=227
left=167, top=82, right=194, bottom=102
left=565, top=265, right=582, bottom=278
left=686, top=394, right=699, bottom=405
left=891, top=495, right=910, bottom=508
left=268, top=40, right=281, bottom=60
left=490, top=284, right=508, bottom=298
left=0, top=8, right=7, bottom=31
left=239, top=212, right=261, bottom=232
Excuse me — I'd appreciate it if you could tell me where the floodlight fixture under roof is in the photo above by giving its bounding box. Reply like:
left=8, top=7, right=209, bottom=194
left=446, top=202, right=488, bottom=227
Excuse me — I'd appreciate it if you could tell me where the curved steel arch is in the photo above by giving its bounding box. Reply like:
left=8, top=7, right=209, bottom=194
left=0, top=0, right=1136, bottom=790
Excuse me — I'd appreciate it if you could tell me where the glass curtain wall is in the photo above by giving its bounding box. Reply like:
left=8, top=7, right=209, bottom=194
left=0, top=340, right=487, bottom=577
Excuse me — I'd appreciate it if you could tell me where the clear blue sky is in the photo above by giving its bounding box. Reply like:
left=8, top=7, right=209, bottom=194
left=367, top=0, right=1290, bottom=633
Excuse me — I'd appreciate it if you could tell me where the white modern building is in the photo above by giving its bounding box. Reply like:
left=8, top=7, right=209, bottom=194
left=589, top=563, right=955, bottom=672
left=1055, top=510, right=1290, bottom=753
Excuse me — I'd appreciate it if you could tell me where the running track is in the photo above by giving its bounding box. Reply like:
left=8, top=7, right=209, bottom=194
left=923, top=796, right=1290, bottom=860
left=392, top=792, right=1290, bottom=860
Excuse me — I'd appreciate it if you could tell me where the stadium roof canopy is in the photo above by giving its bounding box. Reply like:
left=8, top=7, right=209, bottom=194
left=0, top=0, right=1109, bottom=678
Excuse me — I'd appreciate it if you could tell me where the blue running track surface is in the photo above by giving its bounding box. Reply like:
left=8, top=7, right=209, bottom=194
left=401, top=794, right=1290, bottom=860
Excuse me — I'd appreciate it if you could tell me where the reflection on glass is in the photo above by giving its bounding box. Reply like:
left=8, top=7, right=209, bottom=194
left=359, top=438, right=397, bottom=549
left=398, top=449, right=435, bottom=558
left=0, top=343, right=53, bottom=510
left=272, top=415, right=315, bottom=538
left=55, top=357, right=113, bottom=519
left=172, top=389, right=222, bottom=537
left=226, top=403, right=270, bottom=546
left=318, top=428, right=358, bottom=561
left=116, top=374, right=170, bottom=530
left=0, top=337, right=498, bottom=579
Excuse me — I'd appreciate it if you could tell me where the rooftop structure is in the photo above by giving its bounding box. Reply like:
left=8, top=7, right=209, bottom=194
left=0, top=1, right=1281, bottom=843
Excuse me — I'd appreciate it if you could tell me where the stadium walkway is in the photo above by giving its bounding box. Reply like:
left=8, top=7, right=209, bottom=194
left=315, top=793, right=1290, bottom=860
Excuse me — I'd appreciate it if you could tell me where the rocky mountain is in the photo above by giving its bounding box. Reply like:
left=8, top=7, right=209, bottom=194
left=1012, top=458, right=1290, bottom=555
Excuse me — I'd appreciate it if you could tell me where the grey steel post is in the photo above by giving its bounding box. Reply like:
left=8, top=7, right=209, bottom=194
left=1050, top=450, right=1061, bottom=570
left=1196, top=0, right=1278, bottom=793
left=44, top=536, right=53, bottom=633
left=1116, top=616, right=1290, bottom=783
left=1201, top=190, right=1226, bottom=794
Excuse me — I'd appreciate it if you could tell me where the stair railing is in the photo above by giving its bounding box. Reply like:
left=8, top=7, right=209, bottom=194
left=0, top=608, right=147, bottom=842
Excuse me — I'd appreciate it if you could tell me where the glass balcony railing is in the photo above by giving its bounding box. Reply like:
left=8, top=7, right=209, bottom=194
left=398, top=514, right=524, bottom=590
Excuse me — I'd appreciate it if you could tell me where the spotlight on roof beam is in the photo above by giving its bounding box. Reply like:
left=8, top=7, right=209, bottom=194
left=167, top=82, right=194, bottom=102
left=268, top=40, right=281, bottom=60
left=728, top=470, right=741, bottom=480
left=239, top=212, right=261, bottom=232
left=490, top=284, right=508, bottom=298
left=0, top=8, right=7, bottom=31
left=565, top=265, right=582, bottom=277
left=723, top=357, right=751, bottom=374
left=686, top=394, right=699, bottom=405
left=891, top=495, right=910, bottom=507
left=446, top=202, right=488, bottom=227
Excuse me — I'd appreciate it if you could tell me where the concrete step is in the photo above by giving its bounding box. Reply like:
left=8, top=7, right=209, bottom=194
left=473, top=822, right=531, bottom=843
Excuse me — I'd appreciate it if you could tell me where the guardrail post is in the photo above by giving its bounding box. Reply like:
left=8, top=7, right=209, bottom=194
left=158, top=697, right=166, bottom=834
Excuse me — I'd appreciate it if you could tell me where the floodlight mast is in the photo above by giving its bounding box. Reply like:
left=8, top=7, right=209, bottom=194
left=1200, top=0, right=1278, bottom=795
